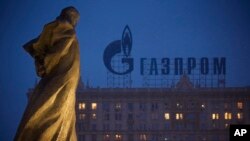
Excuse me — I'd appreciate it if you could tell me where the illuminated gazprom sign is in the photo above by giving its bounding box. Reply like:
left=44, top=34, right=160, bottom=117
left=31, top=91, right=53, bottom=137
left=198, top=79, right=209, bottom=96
left=140, top=57, right=226, bottom=75
left=103, top=25, right=226, bottom=76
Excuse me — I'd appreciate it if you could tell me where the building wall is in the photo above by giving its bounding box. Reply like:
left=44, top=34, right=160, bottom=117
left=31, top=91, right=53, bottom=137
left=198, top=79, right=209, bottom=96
left=75, top=88, right=250, bottom=141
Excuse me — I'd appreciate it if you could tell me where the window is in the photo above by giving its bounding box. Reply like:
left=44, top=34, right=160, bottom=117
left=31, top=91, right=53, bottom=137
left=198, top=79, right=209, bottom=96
left=104, top=113, right=110, bottom=120
left=139, top=134, right=147, bottom=141
left=78, top=135, right=85, bottom=141
left=164, top=103, right=169, bottom=110
left=102, top=102, right=110, bottom=112
left=128, top=113, right=133, bottom=120
left=176, top=113, right=183, bottom=120
left=224, top=103, right=229, bottom=109
left=115, top=134, right=122, bottom=141
left=92, top=103, right=97, bottom=110
left=78, top=122, right=85, bottom=131
left=92, top=113, right=97, bottom=120
left=151, top=103, right=158, bottom=111
left=151, top=123, right=159, bottom=130
left=164, top=122, right=171, bottom=130
left=79, top=114, right=86, bottom=120
left=115, top=124, right=122, bottom=130
left=115, top=103, right=122, bottom=111
left=128, top=103, right=134, bottom=111
left=225, top=123, right=229, bottom=128
left=115, top=113, right=122, bottom=120
left=164, top=113, right=170, bottom=120
left=211, top=113, right=219, bottom=120
left=128, top=134, right=134, bottom=141
left=139, top=124, right=147, bottom=130
left=128, top=122, right=134, bottom=130
left=151, top=113, right=158, bottom=120
left=91, top=134, right=97, bottom=141
left=92, top=124, right=96, bottom=131
left=224, top=112, right=232, bottom=120
left=201, top=103, right=205, bottom=109
left=176, top=102, right=183, bottom=109
left=103, top=124, right=110, bottom=130
left=139, top=103, right=146, bottom=111
left=79, top=102, right=86, bottom=110
left=237, top=102, right=243, bottom=109
left=237, top=113, right=243, bottom=119
left=163, top=137, right=169, bottom=141
left=103, top=134, right=110, bottom=141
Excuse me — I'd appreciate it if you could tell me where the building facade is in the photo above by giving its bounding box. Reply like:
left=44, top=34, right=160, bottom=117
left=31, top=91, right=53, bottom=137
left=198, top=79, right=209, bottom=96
left=75, top=80, right=250, bottom=141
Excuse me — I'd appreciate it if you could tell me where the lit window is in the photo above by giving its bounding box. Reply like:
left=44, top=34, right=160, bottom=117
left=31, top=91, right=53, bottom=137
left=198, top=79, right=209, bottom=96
left=237, top=113, right=243, bottom=119
left=212, top=114, right=215, bottom=119
left=201, top=104, right=205, bottom=109
left=237, top=102, right=243, bottom=109
left=103, top=134, right=110, bottom=140
left=92, top=103, right=97, bottom=110
left=224, top=112, right=232, bottom=120
left=176, top=102, right=183, bottom=109
left=92, top=113, right=97, bottom=120
left=176, top=113, right=183, bottom=120
left=139, top=134, right=147, bottom=141
left=79, top=114, right=86, bottom=120
left=79, top=102, right=86, bottom=110
left=225, top=123, right=229, bottom=128
left=164, top=113, right=170, bottom=120
left=211, top=113, right=219, bottom=120
left=115, top=134, right=122, bottom=141
left=115, top=103, right=122, bottom=111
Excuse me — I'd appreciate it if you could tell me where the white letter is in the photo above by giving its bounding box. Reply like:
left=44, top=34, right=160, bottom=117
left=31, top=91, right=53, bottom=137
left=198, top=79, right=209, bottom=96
left=241, top=129, right=247, bottom=136
left=234, top=129, right=241, bottom=136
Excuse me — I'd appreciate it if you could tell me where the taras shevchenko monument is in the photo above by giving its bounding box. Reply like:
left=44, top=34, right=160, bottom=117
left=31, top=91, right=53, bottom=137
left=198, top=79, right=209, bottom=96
left=15, top=6, right=80, bottom=141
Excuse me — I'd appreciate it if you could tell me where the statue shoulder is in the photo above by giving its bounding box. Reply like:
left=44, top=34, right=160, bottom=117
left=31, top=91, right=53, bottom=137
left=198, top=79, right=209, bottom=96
left=43, top=21, right=59, bottom=30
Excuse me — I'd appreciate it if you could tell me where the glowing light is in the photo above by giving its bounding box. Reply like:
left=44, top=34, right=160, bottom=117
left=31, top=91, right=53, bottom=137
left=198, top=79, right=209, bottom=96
left=211, top=113, right=219, bottom=120
left=79, top=114, right=86, bottom=120
left=92, top=103, right=97, bottom=110
left=78, top=102, right=86, bottom=110
left=92, top=113, right=97, bottom=119
left=201, top=104, right=205, bottom=108
left=115, top=134, right=122, bottom=141
left=115, top=103, right=122, bottom=111
left=164, top=113, right=170, bottom=120
left=224, top=112, right=232, bottom=120
left=139, top=134, right=147, bottom=141
left=237, top=102, right=243, bottom=109
left=176, top=113, right=183, bottom=120
left=104, top=134, right=110, bottom=140
left=237, top=113, right=243, bottom=119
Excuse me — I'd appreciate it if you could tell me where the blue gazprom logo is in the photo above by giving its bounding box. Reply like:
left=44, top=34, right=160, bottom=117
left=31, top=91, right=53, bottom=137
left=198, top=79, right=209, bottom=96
left=103, top=26, right=226, bottom=77
left=103, top=25, right=134, bottom=75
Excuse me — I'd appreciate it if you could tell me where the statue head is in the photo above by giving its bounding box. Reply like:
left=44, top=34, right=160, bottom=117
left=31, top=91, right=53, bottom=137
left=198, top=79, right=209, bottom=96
left=57, top=6, right=80, bottom=27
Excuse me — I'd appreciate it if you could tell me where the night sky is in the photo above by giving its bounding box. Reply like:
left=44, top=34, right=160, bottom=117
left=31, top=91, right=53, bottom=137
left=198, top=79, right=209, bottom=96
left=0, top=0, right=250, bottom=140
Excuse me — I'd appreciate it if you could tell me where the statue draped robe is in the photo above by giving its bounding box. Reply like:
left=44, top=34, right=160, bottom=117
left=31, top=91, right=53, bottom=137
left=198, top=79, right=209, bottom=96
left=15, top=20, right=80, bottom=141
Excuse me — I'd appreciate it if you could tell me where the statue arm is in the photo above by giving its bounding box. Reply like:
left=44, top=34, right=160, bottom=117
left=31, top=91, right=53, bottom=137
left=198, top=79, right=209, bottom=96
left=23, top=36, right=40, bottom=58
